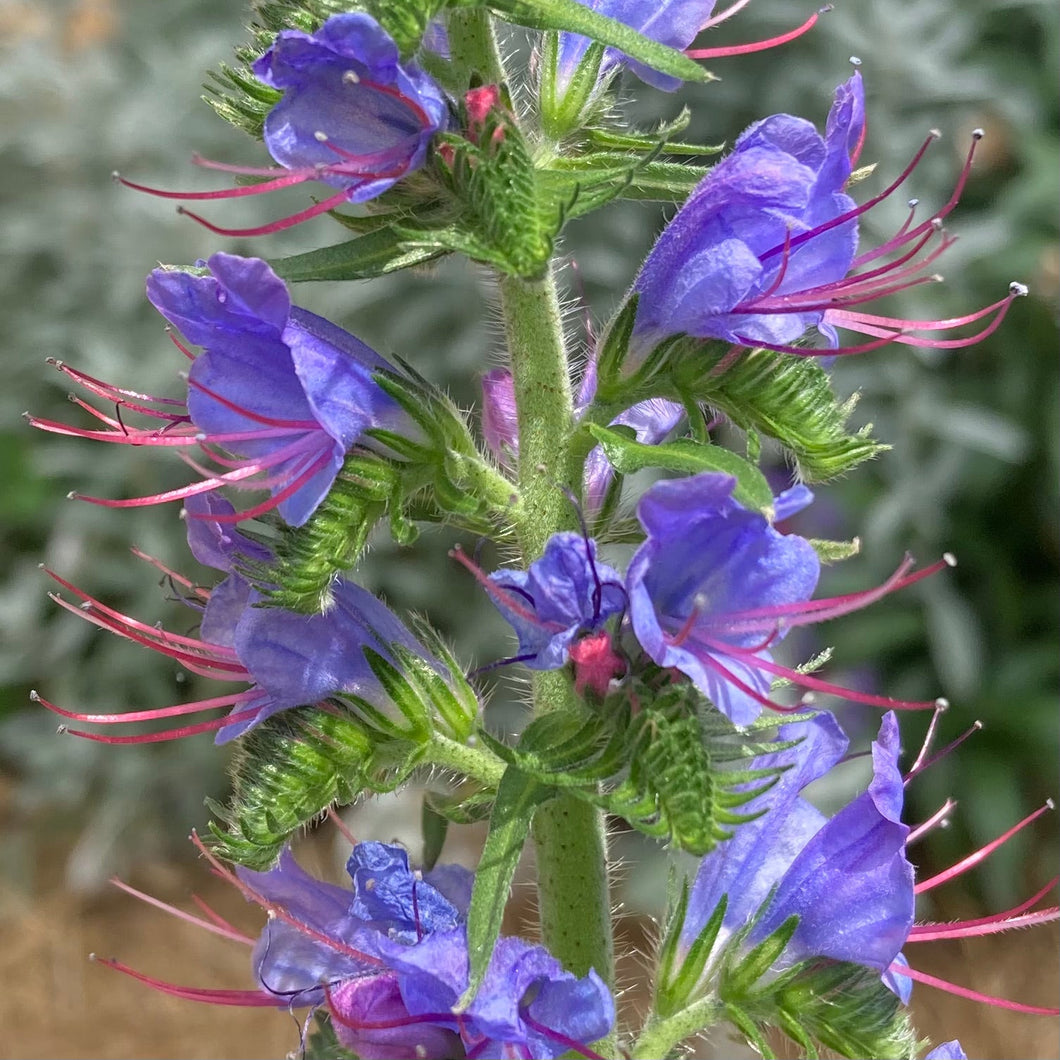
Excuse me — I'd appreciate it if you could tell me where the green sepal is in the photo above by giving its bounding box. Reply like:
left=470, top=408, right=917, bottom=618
left=474, top=0, right=710, bottom=84
left=364, top=0, right=445, bottom=55
left=810, top=536, right=862, bottom=564
left=586, top=112, right=724, bottom=157
left=456, top=765, right=554, bottom=1011
left=718, top=951, right=923, bottom=1060
left=480, top=680, right=796, bottom=856
left=678, top=344, right=889, bottom=482
left=262, top=450, right=400, bottom=613
left=541, top=153, right=708, bottom=209
left=304, top=1011, right=360, bottom=1060
left=539, top=32, right=606, bottom=140
left=585, top=423, right=775, bottom=514
left=207, top=704, right=380, bottom=870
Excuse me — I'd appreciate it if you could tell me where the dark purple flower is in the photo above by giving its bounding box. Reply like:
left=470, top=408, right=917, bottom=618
left=116, top=14, right=449, bottom=236
left=488, top=533, right=626, bottom=669
left=31, top=254, right=406, bottom=528
left=554, top=0, right=825, bottom=98
left=234, top=842, right=615, bottom=1059
left=627, top=472, right=820, bottom=726
left=925, top=1042, right=967, bottom=1060
left=681, top=712, right=914, bottom=978
left=36, top=496, right=457, bottom=744
left=629, top=71, right=1026, bottom=360
left=626, top=472, right=950, bottom=725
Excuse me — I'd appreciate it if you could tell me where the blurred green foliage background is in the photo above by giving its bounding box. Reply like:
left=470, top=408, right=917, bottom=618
left=1, top=0, right=1056, bottom=914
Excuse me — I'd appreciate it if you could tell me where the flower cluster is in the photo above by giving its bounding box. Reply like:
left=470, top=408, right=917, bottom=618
left=26, top=0, right=1056, bottom=1058
left=470, top=470, right=950, bottom=725
left=104, top=838, right=614, bottom=1060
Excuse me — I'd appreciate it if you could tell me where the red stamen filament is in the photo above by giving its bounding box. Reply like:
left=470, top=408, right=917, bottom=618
left=889, top=962, right=1060, bottom=1016
left=904, top=720, right=983, bottom=784
left=908, top=876, right=1059, bottom=941
left=687, top=7, right=824, bottom=60
left=109, top=877, right=255, bottom=946
left=915, top=801, right=1055, bottom=894
left=89, top=956, right=286, bottom=1007
left=906, top=798, right=956, bottom=845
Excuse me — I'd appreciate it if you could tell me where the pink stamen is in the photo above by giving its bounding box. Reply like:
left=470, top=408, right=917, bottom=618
left=704, top=554, right=950, bottom=633
left=89, top=955, right=286, bottom=1007
left=59, top=701, right=266, bottom=743
left=191, top=894, right=249, bottom=938
left=109, top=877, right=255, bottom=946
left=46, top=358, right=187, bottom=408
left=915, top=801, right=1055, bottom=894
left=115, top=168, right=318, bottom=201
left=698, top=652, right=806, bottom=715
left=326, top=806, right=360, bottom=847
left=322, top=983, right=456, bottom=1034
left=695, top=639, right=939, bottom=711
left=908, top=906, right=1059, bottom=943
left=192, top=450, right=332, bottom=523
left=908, top=699, right=948, bottom=774
left=184, top=375, right=320, bottom=429
left=687, top=7, right=824, bottom=60
left=177, top=188, right=353, bottom=238
left=909, top=877, right=1059, bottom=940
left=130, top=545, right=207, bottom=597
left=699, top=0, right=753, bottom=30
left=760, top=130, right=943, bottom=264
left=519, top=1005, right=608, bottom=1060
left=166, top=329, right=197, bottom=360
left=889, top=962, right=1060, bottom=1016
left=906, top=798, right=956, bottom=845
left=31, top=689, right=254, bottom=725
left=904, top=720, right=983, bottom=784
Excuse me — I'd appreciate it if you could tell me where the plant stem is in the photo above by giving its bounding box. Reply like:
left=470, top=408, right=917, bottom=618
left=427, top=733, right=507, bottom=788
left=498, top=268, right=617, bottom=1050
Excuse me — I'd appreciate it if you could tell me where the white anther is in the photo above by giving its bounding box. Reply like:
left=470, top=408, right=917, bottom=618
left=933, top=697, right=950, bottom=710
left=942, top=552, right=957, bottom=567
left=1009, top=281, right=1029, bottom=297
left=343, top=69, right=361, bottom=85
left=848, top=55, right=862, bottom=66
left=971, top=128, right=984, bottom=140
left=314, top=130, right=329, bottom=142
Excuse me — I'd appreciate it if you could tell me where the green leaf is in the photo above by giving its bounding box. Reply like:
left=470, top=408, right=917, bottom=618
left=586, top=423, right=775, bottom=513
left=456, top=766, right=554, bottom=1010
left=269, top=226, right=450, bottom=282
left=482, top=0, right=710, bottom=83
left=421, top=796, right=450, bottom=872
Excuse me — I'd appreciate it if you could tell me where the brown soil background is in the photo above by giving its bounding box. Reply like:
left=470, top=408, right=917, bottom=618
left=3, top=834, right=1057, bottom=1060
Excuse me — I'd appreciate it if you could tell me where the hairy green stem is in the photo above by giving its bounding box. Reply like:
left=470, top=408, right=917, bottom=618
left=427, top=733, right=507, bottom=788
left=630, top=999, right=723, bottom=1060
left=498, top=267, right=617, bottom=1053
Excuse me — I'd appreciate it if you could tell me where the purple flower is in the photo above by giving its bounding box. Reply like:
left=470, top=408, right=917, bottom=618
left=626, top=471, right=950, bottom=725
left=553, top=0, right=825, bottom=99
left=629, top=71, right=1026, bottom=359
left=36, top=496, right=458, bottom=744
left=32, top=254, right=406, bottom=528
left=253, top=14, right=448, bottom=204
left=557, top=0, right=722, bottom=94
left=626, top=472, right=820, bottom=726
left=681, top=712, right=914, bottom=980
left=116, top=14, right=449, bottom=236
left=488, top=533, right=626, bottom=669
left=632, top=73, right=863, bottom=355
left=925, top=1043, right=967, bottom=1060
left=235, top=842, right=615, bottom=1059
